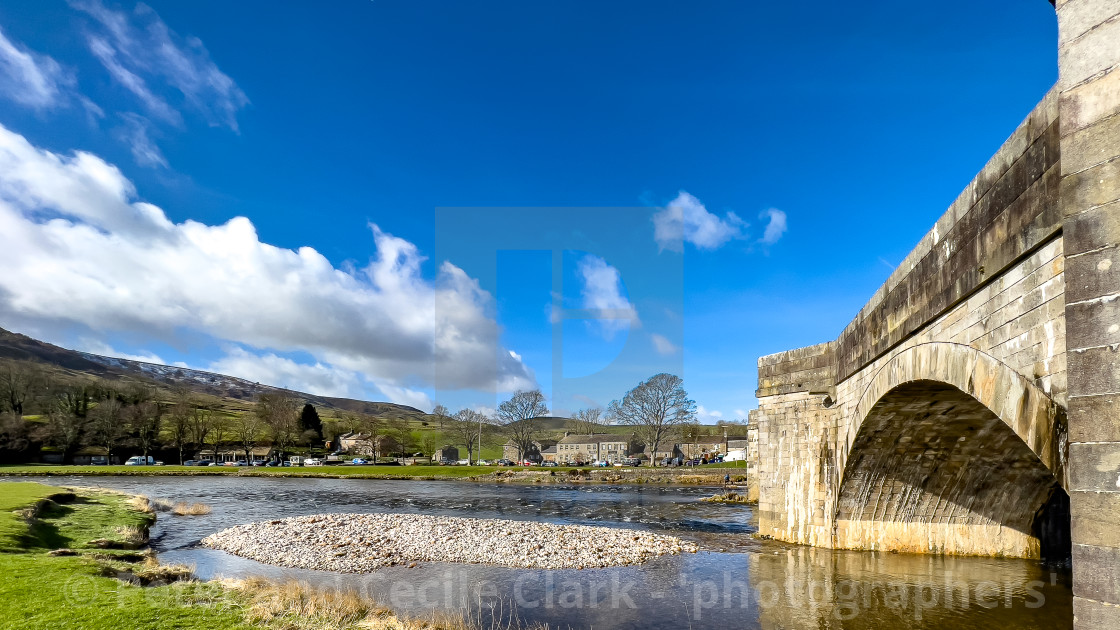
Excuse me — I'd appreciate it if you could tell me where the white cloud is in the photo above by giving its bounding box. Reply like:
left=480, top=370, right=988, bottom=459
left=652, top=191, right=745, bottom=252
left=759, top=208, right=787, bottom=245
left=0, top=25, right=73, bottom=110
left=78, top=338, right=166, bottom=365
left=650, top=333, right=678, bottom=356
left=117, top=113, right=167, bottom=168
left=0, top=122, right=535, bottom=397
left=696, top=404, right=724, bottom=423
left=71, top=0, right=248, bottom=131
left=575, top=254, right=638, bottom=340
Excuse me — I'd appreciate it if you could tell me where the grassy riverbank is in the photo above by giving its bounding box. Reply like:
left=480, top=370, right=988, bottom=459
left=0, top=463, right=747, bottom=486
left=0, top=481, right=518, bottom=630
left=0, top=481, right=248, bottom=630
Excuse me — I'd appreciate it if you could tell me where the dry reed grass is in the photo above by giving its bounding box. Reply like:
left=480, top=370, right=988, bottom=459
left=171, top=502, right=212, bottom=516
left=220, top=577, right=551, bottom=630
left=114, top=524, right=149, bottom=545
left=129, top=496, right=211, bottom=516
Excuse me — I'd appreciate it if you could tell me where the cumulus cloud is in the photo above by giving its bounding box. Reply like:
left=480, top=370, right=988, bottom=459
left=575, top=254, right=639, bottom=340
left=652, top=191, right=745, bottom=252
left=70, top=0, right=249, bottom=131
left=0, top=122, right=535, bottom=397
left=0, top=25, right=73, bottom=110
left=759, top=208, right=787, bottom=245
left=650, top=333, right=678, bottom=356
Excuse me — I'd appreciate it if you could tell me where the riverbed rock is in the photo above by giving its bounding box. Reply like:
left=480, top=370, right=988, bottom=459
left=202, top=513, right=698, bottom=573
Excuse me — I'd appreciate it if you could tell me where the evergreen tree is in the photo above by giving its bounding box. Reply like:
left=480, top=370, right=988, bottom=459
left=299, top=403, right=323, bottom=438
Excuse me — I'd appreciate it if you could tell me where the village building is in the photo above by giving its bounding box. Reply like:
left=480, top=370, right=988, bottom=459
left=556, top=433, right=633, bottom=464
left=432, top=446, right=459, bottom=463
left=501, top=439, right=557, bottom=463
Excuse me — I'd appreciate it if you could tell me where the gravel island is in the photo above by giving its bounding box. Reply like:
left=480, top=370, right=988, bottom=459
left=202, top=513, right=698, bottom=572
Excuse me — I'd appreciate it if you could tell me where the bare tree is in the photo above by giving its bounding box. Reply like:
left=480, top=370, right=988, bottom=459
left=256, top=393, right=300, bottom=457
left=126, top=400, right=162, bottom=459
left=166, top=392, right=194, bottom=464
left=450, top=409, right=487, bottom=464
left=572, top=407, right=602, bottom=435
left=206, top=415, right=230, bottom=463
left=89, top=397, right=127, bottom=462
left=235, top=413, right=265, bottom=463
left=386, top=417, right=415, bottom=457
left=189, top=406, right=214, bottom=458
left=45, top=409, right=86, bottom=464
left=431, top=404, right=451, bottom=429
left=497, top=389, right=548, bottom=462
left=0, top=362, right=41, bottom=417
left=608, top=374, right=695, bottom=467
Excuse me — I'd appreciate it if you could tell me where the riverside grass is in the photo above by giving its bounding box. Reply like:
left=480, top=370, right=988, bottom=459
left=0, top=463, right=743, bottom=485
left=0, top=481, right=512, bottom=630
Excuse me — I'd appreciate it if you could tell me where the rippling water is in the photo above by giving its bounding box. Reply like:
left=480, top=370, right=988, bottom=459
left=40, top=476, right=1072, bottom=629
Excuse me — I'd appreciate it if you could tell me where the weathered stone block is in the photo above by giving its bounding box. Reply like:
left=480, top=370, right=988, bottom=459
left=1069, top=445, right=1120, bottom=491
left=1060, top=156, right=1120, bottom=212
left=1058, top=0, right=1120, bottom=48
left=1060, top=110, right=1120, bottom=175
left=1058, top=14, right=1120, bottom=90
left=1065, top=298, right=1120, bottom=349
left=1061, top=68, right=1120, bottom=136
left=1073, top=543, right=1120, bottom=605
left=1069, top=393, right=1120, bottom=442
left=1063, top=199, right=1120, bottom=256
left=1074, top=597, right=1120, bottom=630
left=1072, top=491, right=1120, bottom=548
left=1066, top=244, right=1120, bottom=304
left=1068, top=345, right=1120, bottom=396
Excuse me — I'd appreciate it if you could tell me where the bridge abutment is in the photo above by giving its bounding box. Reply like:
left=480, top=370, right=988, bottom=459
left=1056, top=0, right=1120, bottom=625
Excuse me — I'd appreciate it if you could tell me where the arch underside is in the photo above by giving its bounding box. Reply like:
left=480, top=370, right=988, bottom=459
left=835, top=380, right=1066, bottom=558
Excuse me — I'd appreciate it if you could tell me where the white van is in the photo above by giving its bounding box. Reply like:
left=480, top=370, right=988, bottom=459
left=124, top=455, right=156, bottom=466
left=288, top=456, right=305, bottom=466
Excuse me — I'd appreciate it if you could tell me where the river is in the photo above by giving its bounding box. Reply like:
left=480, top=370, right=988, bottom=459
left=40, top=476, right=1072, bottom=629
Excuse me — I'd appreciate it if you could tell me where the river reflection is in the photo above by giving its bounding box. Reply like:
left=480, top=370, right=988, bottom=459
left=38, top=476, right=1072, bottom=629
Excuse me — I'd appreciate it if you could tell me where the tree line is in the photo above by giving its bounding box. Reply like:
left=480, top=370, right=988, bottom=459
left=0, top=361, right=325, bottom=464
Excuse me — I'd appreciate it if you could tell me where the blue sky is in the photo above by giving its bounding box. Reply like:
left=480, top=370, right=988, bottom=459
left=0, top=0, right=1058, bottom=420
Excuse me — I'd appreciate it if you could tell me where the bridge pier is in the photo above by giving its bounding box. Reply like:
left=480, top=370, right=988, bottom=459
left=1056, top=0, right=1120, bottom=626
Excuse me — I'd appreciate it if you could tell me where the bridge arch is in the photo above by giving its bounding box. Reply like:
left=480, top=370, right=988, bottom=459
left=833, top=342, right=1069, bottom=558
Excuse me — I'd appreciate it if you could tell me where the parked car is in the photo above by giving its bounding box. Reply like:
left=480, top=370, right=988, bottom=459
left=235, top=460, right=248, bottom=467
left=182, top=460, right=198, bottom=466
left=208, top=461, right=221, bottom=467
left=541, top=461, right=558, bottom=467
left=496, top=459, right=513, bottom=466
left=304, top=458, right=323, bottom=466
left=352, top=458, right=368, bottom=465
left=594, top=461, right=610, bottom=467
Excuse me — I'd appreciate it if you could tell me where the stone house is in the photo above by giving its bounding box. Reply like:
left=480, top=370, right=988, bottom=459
left=197, top=446, right=271, bottom=464
left=502, top=439, right=557, bottom=463
left=337, top=432, right=400, bottom=458
left=556, top=433, right=633, bottom=464
left=432, top=446, right=459, bottom=462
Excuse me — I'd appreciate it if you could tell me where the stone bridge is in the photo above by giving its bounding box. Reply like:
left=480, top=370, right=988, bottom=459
left=753, top=2, right=1119, bottom=625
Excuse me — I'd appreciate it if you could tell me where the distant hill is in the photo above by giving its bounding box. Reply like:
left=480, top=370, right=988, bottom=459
left=0, top=326, right=424, bottom=418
